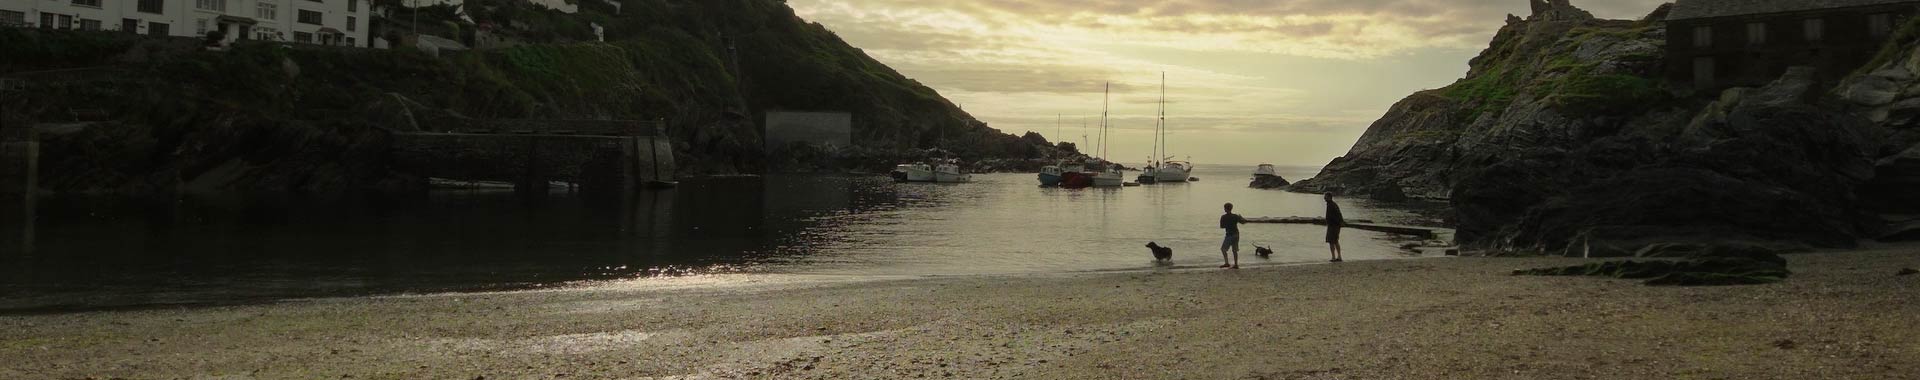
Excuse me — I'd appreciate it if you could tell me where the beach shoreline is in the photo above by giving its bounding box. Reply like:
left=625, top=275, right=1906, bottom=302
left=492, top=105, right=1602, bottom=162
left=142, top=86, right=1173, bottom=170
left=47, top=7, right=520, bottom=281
left=3, top=247, right=1917, bottom=379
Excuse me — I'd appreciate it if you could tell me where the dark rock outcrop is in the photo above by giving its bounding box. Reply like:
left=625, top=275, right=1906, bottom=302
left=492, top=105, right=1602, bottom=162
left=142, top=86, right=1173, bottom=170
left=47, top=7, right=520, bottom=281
left=1515, top=241, right=1795, bottom=286
left=1249, top=175, right=1291, bottom=189
left=1296, top=1, right=1907, bottom=254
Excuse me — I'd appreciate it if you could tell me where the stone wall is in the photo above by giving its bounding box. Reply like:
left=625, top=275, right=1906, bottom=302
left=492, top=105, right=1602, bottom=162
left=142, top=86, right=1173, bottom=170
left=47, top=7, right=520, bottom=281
left=391, top=133, right=673, bottom=194
left=418, top=118, right=664, bottom=137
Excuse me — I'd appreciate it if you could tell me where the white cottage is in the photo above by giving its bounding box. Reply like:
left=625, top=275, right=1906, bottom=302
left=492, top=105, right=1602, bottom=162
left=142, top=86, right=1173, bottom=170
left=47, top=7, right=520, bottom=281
left=0, top=0, right=371, bottom=47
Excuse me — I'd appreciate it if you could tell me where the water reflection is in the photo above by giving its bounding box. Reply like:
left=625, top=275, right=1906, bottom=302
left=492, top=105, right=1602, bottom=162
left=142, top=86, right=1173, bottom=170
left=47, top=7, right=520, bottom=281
left=0, top=166, right=1440, bottom=312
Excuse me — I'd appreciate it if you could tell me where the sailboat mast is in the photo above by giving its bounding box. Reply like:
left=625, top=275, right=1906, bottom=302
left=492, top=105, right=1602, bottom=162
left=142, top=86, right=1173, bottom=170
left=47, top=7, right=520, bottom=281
left=1159, top=72, right=1167, bottom=162
left=1100, top=82, right=1111, bottom=163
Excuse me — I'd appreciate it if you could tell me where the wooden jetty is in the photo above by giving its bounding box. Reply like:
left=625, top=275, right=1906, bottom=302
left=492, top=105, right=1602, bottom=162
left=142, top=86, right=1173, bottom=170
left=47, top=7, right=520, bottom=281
left=1246, top=217, right=1440, bottom=239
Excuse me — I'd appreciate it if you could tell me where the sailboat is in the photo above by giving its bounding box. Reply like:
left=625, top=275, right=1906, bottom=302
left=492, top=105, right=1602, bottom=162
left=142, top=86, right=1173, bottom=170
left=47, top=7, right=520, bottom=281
left=1092, top=82, right=1125, bottom=188
left=1150, top=72, right=1192, bottom=183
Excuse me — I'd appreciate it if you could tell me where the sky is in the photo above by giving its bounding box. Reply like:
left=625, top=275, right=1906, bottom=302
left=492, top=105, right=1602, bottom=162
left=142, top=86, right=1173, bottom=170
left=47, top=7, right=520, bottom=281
left=787, top=0, right=1668, bottom=166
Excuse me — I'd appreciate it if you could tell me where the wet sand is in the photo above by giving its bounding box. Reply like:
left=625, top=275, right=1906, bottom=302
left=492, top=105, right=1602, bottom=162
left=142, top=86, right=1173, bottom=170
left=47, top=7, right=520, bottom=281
left=3, top=247, right=1918, bottom=379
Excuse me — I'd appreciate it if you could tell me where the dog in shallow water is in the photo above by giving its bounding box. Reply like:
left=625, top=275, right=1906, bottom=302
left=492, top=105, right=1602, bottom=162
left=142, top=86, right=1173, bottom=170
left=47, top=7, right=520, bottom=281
left=1254, top=245, right=1275, bottom=257
left=1145, top=242, right=1174, bottom=262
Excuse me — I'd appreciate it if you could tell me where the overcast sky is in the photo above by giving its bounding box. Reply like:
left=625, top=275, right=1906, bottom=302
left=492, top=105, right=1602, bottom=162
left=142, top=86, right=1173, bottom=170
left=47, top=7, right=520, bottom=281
left=788, top=0, right=1669, bottom=166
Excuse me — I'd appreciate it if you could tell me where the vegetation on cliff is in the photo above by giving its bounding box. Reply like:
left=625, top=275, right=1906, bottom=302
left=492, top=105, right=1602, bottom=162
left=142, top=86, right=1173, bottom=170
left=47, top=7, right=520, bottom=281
left=1, top=0, right=1064, bottom=193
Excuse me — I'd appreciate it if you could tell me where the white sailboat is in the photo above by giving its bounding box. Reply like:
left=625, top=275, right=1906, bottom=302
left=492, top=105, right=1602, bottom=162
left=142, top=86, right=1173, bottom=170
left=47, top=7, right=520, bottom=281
left=1149, top=72, right=1192, bottom=183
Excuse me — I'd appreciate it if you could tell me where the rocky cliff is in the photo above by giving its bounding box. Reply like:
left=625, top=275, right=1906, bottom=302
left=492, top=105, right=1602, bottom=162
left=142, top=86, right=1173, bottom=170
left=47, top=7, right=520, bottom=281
left=1293, top=2, right=1913, bottom=254
left=0, top=0, right=1063, bottom=194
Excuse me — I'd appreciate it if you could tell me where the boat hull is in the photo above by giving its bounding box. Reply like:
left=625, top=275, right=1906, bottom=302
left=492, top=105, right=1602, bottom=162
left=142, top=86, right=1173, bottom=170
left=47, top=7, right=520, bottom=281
left=891, top=167, right=936, bottom=183
left=1093, top=172, right=1125, bottom=187
left=1039, top=167, right=1065, bottom=186
left=1060, top=172, right=1095, bottom=189
left=935, top=172, right=972, bottom=183
left=1154, top=164, right=1192, bottom=182
left=1039, top=173, right=1063, bottom=186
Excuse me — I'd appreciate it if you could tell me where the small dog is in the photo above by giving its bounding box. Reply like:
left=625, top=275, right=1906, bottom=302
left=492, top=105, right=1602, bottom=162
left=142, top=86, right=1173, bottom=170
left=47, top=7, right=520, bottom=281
left=1254, top=245, right=1275, bottom=257
left=1145, top=242, right=1174, bottom=262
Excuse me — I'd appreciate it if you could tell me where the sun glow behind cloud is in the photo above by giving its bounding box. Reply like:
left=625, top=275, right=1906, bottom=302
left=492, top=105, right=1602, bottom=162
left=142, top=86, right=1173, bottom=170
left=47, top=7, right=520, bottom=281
left=790, top=0, right=1666, bottom=166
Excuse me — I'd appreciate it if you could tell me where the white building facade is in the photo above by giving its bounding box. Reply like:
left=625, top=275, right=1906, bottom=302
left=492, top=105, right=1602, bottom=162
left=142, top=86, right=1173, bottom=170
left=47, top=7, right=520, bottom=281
left=0, top=0, right=370, bottom=47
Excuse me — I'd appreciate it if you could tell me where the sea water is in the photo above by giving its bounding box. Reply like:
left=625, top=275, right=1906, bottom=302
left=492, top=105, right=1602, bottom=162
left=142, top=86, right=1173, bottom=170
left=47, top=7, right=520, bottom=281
left=0, top=165, right=1445, bottom=311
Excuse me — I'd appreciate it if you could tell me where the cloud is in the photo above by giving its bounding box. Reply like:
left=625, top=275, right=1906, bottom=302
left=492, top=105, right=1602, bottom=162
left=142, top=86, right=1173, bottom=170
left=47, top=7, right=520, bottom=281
left=789, top=0, right=1671, bottom=164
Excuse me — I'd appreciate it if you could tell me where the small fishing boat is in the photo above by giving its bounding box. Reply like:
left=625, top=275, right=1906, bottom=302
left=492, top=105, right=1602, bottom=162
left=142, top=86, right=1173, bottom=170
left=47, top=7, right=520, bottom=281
left=934, top=162, right=972, bottom=183
left=1254, top=164, right=1280, bottom=178
left=891, top=163, right=934, bottom=183
left=1136, top=165, right=1159, bottom=184
left=1039, top=165, right=1065, bottom=186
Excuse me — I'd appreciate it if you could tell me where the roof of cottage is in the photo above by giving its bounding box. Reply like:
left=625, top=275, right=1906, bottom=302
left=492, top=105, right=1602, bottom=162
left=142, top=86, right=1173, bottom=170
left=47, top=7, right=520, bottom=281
left=1668, top=0, right=1920, bottom=20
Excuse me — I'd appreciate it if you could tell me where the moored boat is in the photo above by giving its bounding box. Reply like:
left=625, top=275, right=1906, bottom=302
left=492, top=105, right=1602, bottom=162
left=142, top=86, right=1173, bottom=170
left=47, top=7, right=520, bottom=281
left=1155, top=161, right=1192, bottom=182
left=1254, top=164, right=1280, bottom=178
left=1039, top=165, right=1065, bottom=186
left=1136, top=166, right=1159, bottom=184
left=1093, top=165, right=1125, bottom=187
left=891, top=163, right=935, bottom=183
left=934, top=162, right=972, bottom=183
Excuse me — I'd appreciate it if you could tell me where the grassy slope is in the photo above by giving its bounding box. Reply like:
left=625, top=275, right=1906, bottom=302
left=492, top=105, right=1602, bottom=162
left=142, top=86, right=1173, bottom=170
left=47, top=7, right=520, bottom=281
left=0, top=0, right=1054, bottom=192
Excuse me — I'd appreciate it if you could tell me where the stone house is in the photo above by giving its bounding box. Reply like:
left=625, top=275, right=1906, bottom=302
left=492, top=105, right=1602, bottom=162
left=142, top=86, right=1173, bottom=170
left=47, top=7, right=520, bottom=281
left=1666, top=0, right=1920, bottom=91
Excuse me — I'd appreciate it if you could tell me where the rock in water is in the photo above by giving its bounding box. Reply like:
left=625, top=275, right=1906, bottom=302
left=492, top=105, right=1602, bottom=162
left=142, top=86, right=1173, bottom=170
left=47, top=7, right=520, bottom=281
left=1249, top=175, right=1291, bottom=189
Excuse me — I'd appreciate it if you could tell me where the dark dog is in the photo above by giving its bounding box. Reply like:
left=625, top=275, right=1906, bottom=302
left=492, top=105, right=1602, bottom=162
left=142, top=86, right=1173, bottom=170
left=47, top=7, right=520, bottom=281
left=1254, top=245, right=1275, bottom=257
left=1145, top=242, right=1174, bottom=261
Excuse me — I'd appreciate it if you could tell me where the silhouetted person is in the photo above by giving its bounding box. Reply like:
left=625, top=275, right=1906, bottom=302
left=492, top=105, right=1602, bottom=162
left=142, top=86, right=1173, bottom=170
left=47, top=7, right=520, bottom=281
left=1325, top=193, right=1344, bottom=262
left=1220, top=203, right=1248, bottom=269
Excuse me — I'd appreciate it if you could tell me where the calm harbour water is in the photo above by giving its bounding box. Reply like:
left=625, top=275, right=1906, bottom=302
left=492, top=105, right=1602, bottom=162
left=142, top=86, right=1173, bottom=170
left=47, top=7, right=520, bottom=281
left=0, top=165, right=1446, bottom=312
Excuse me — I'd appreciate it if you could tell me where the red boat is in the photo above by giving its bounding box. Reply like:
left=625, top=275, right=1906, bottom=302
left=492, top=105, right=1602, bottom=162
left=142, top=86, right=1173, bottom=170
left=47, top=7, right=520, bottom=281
left=1059, top=171, right=1095, bottom=189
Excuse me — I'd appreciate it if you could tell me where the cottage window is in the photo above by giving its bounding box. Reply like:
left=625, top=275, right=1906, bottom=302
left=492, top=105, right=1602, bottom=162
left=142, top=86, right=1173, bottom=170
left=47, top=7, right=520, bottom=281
left=1804, top=18, right=1825, bottom=41
left=257, top=3, right=276, bottom=20
left=346, top=16, right=356, bottom=31
left=295, top=31, right=313, bottom=43
left=347, top=0, right=356, bottom=12
left=58, top=14, right=72, bottom=29
left=122, top=18, right=138, bottom=33
left=196, top=0, right=225, bottom=12
left=1693, top=26, right=1713, bottom=48
left=1870, top=14, right=1895, bottom=38
left=196, top=18, right=206, bottom=35
left=0, top=10, right=24, bottom=27
left=138, top=0, right=164, bottom=14
left=297, top=9, right=322, bottom=25
left=72, top=0, right=103, bottom=8
left=79, top=18, right=100, bottom=31
left=345, top=37, right=355, bottom=47
left=40, top=13, right=53, bottom=28
left=149, top=21, right=169, bottom=36
left=1746, top=22, right=1767, bottom=46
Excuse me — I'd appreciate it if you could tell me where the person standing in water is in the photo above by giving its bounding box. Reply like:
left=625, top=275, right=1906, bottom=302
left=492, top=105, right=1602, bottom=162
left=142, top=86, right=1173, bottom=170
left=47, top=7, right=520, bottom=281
left=1325, top=193, right=1344, bottom=262
left=1220, top=203, right=1248, bottom=269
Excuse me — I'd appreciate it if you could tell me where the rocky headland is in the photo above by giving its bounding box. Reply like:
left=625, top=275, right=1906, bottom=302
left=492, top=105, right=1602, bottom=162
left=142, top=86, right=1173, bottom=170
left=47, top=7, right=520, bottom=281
left=0, top=0, right=1071, bottom=195
left=1291, top=1, right=1920, bottom=262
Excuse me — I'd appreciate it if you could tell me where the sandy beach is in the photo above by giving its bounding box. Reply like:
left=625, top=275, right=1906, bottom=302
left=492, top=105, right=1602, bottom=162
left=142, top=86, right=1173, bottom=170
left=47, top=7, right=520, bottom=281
left=3, top=248, right=1918, bottom=380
